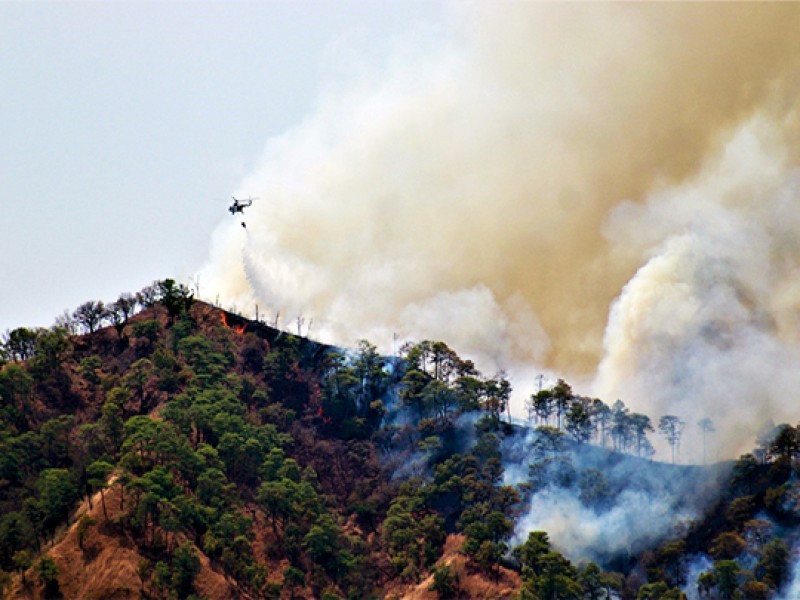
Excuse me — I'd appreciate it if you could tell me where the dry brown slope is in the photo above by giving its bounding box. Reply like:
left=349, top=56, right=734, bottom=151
left=386, top=535, right=521, bottom=600
left=5, top=482, right=235, bottom=600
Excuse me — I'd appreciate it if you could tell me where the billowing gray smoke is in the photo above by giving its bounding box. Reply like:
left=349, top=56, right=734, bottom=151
left=502, top=427, right=720, bottom=565
left=200, top=3, right=800, bottom=457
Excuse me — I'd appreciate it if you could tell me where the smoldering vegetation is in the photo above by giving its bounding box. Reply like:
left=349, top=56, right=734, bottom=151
left=494, top=416, right=800, bottom=599
left=502, top=425, right=727, bottom=567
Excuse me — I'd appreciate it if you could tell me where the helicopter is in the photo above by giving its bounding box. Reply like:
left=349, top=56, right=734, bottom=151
left=228, top=196, right=258, bottom=215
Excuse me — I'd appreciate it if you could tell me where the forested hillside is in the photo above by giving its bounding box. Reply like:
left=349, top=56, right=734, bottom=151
left=1, top=280, right=799, bottom=599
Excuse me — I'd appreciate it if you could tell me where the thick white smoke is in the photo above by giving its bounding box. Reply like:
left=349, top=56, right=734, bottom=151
left=596, top=121, right=800, bottom=457
left=503, top=428, right=718, bottom=566
left=200, top=3, right=800, bottom=457
left=514, top=487, right=693, bottom=562
left=779, top=556, right=800, bottom=600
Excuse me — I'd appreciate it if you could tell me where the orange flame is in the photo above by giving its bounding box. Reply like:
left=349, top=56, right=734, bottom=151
left=219, top=312, right=246, bottom=334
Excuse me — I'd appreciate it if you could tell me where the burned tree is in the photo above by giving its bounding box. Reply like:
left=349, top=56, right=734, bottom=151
left=659, top=415, right=686, bottom=464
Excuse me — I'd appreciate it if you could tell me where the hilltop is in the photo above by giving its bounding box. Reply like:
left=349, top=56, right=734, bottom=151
left=0, top=280, right=799, bottom=599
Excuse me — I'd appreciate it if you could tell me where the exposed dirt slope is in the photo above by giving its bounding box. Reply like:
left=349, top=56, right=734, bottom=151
left=388, top=535, right=521, bottom=600
left=5, top=482, right=234, bottom=600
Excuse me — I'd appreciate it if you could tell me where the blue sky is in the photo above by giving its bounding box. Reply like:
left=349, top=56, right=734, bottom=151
left=0, top=1, right=445, bottom=332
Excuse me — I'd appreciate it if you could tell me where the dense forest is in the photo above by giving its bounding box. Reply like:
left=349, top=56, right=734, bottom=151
left=1, top=279, right=799, bottom=599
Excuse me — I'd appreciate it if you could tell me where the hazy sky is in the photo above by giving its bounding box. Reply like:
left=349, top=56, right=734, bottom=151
left=0, top=1, right=446, bottom=332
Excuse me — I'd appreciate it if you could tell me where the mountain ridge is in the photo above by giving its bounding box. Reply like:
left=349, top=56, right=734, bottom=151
left=0, top=284, right=798, bottom=599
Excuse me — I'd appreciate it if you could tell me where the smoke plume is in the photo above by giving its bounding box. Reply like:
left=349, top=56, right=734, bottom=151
left=201, top=3, right=800, bottom=456
left=502, top=430, right=719, bottom=565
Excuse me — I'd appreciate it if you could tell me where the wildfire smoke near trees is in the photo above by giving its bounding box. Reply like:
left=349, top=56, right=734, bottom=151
left=2, top=285, right=800, bottom=598
left=7, top=3, right=800, bottom=599
left=200, top=2, right=800, bottom=460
